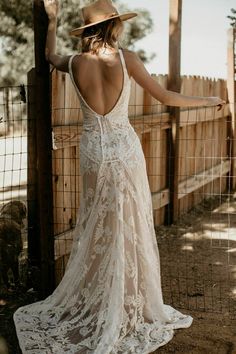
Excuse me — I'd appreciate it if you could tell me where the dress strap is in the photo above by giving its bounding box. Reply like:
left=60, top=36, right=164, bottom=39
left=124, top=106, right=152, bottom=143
left=118, top=48, right=129, bottom=78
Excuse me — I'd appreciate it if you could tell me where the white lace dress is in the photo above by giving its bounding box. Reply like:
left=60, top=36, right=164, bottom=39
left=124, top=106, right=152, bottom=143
left=13, top=48, right=193, bottom=353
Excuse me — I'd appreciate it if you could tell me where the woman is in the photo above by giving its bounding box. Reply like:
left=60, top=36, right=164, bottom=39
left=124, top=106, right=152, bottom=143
left=13, top=0, right=225, bottom=353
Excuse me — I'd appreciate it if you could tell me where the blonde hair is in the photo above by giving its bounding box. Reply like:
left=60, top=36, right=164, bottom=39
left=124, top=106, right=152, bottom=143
left=80, top=17, right=123, bottom=54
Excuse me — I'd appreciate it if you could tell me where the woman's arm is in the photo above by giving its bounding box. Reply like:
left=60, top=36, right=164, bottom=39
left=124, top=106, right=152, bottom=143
left=44, top=0, right=70, bottom=72
left=126, top=50, right=225, bottom=110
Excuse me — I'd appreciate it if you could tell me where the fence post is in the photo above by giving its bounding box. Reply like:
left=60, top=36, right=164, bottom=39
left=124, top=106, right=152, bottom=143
left=165, top=0, right=182, bottom=225
left=33, top=0, right=55, bottom=296
left=227, top=28, right=236, bottom=191
left=27, top=68, right=42, bottom=291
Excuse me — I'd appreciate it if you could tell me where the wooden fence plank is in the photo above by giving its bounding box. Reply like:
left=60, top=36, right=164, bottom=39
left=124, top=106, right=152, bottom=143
left=33, top=0, right=55, bottom=296
left=152, top=159, right=230, bottom=210
left=179, top=105, right=230, bottom=127
left=27, top=68, right=41, bottom=281
left=178, top=160, right=230, bottom=198
left=227, top=28, right=236, bottom=190
left=165, top=0, right=182, bottom=224
left=51, top=70, right=66, bottom=125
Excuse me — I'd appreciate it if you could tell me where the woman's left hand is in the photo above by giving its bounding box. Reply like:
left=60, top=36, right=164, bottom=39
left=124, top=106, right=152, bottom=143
left=43, top=0, right=59, bottom=20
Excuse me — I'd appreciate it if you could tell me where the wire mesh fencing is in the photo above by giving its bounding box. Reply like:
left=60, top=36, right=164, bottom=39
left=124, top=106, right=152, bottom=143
left=0, top=85, right=29, bottom=292
left=0, top=83, right=37, bottom=353
left=153, top=106, right=236, bottom=320
left=51, top=96, right=235, bottom=323
left=0, top=75, right=235, bottom=326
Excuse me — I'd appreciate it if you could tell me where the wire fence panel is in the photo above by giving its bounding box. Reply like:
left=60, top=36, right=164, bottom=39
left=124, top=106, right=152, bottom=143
left=51, top=70, right=235, bottom=322
left=0, top=85, right=29, bottom=291
left=0, top=75, right=235, bottom=336
left=157, top=112, right=236, bottom=320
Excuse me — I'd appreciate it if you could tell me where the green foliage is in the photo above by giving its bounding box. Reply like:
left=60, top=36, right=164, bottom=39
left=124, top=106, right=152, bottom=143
left=227, top=8, right=236, bottom=27
left=0, top=0, right=154, bottom=85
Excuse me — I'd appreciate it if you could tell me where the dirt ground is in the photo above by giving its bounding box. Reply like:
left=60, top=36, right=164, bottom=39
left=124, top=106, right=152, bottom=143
left=0, top=288, right=39, bottom=354
left=153, top=310, right=236, bottom=354
left=153, top=194, right=236, bottom=353
left=0, top=195, right=236, bottom=354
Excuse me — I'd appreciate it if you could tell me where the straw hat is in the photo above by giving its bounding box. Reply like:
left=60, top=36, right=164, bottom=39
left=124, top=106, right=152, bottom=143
left=69, top=0, right=138, bottom=37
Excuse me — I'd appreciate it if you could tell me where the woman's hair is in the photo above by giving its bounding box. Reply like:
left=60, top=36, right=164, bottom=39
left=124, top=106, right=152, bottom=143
left=80, top=17, right=124, bottom=54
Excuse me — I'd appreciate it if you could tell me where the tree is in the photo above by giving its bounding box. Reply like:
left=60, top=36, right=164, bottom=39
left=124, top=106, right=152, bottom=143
left=0, top=0, right=155, bottom=85
left=227, top=8, right=236, bottom=27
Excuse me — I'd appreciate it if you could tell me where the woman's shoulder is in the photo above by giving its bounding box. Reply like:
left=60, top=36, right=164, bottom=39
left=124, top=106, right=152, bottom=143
left=122, top=48, right=136, bottom=57
left=121, top=48, right=141, bottom=75
left=122, top=48, right=140, bottom=63
left=70, top=51, right=97, bottom=70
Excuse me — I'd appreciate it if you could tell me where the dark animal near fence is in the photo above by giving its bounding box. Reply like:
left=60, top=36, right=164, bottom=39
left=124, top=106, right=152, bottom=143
left=0, top=201, right=26, bottom=289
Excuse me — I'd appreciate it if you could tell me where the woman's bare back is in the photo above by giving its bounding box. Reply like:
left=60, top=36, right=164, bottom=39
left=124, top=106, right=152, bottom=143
left=70, top=49, right=131, bottom=116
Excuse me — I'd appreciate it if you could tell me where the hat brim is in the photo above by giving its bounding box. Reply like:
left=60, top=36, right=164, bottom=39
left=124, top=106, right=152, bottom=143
left=69, top=12, right=138, bottom=37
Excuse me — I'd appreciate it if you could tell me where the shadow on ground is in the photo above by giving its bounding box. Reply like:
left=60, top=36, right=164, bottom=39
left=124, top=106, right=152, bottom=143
left=0, top=288, right=39, bottom=354
left=155, top=195, right=236, bottom=353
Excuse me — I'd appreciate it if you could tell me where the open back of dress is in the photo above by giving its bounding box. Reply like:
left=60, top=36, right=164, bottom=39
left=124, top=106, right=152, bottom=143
left=13, top=48, right=193, bottom=354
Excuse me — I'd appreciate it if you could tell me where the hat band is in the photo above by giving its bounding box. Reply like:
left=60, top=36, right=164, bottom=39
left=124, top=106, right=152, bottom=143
left=84, top=11, right=119, bottom=25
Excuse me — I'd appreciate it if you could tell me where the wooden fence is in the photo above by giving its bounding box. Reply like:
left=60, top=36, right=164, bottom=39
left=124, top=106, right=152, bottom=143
left=51, top=71, right=230, bottom=285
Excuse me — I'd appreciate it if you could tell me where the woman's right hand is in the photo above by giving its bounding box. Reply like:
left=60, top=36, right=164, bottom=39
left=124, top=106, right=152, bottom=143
left=43, top=0, right=59, bottom=20
left=206, top=97, right=226, bottom=111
